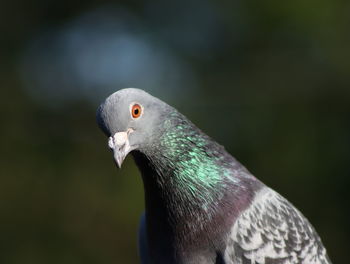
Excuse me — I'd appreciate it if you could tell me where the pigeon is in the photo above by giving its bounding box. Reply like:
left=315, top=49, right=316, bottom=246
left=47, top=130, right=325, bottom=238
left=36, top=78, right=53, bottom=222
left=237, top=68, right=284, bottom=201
left=96, top=88, right=332, bottom=264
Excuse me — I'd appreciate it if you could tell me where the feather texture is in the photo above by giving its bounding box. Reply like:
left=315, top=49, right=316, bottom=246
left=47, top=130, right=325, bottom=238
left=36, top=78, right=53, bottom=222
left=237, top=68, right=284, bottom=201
left=224, top=187, right=331, bottom=264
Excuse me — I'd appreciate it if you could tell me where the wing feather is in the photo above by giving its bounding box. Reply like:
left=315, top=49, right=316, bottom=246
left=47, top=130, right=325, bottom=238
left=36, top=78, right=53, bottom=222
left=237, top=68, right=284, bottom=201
left=224, top=187, right=331, bottom=264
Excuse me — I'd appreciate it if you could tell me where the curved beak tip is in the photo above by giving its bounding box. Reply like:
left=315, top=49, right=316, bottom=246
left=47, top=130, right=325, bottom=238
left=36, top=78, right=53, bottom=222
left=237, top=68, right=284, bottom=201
left=113, top=150, right=125, bottom=169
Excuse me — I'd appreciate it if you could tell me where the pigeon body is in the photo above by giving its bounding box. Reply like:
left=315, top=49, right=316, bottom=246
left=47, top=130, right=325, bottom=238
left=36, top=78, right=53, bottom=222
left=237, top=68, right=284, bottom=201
left=96, top=88, right=331, bottom=264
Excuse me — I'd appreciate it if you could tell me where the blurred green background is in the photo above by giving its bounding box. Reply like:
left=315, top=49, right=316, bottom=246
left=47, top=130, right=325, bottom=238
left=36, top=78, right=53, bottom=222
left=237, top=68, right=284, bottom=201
left=1, top=0, right=349, bottom=263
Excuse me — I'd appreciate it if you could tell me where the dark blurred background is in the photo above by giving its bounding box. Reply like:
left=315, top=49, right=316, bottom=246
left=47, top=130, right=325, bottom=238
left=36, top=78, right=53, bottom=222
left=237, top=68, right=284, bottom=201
left=1, top=0, right=349, bottom=263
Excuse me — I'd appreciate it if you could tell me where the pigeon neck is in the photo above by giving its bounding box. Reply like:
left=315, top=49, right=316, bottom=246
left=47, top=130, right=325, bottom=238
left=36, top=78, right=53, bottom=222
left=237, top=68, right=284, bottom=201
left=141, top=112, right=233, bottom=206
left=132, top=148, right=259, bottom=256
left=131, top=112, right=260, bottom=252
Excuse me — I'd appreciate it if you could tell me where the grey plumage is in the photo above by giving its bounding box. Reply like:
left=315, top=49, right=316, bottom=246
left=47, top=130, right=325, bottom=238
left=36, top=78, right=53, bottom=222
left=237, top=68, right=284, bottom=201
left=96, top=88, right=332, bottom=264
left=225, top=188, right=330, bottom=264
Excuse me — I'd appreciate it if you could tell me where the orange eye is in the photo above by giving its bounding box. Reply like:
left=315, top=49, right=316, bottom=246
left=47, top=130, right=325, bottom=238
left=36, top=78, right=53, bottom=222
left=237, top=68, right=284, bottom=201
left=131, top=104, right=142, bottom=118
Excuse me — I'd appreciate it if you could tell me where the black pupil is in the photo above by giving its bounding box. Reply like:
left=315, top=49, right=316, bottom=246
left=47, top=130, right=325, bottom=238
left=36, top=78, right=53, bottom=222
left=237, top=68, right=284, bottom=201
left=134, top=108, right=139, bottom=115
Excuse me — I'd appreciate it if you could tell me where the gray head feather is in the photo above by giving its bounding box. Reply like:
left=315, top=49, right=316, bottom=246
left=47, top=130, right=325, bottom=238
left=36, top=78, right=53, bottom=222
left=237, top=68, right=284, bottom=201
left=96, top=88, right=170, bottom=157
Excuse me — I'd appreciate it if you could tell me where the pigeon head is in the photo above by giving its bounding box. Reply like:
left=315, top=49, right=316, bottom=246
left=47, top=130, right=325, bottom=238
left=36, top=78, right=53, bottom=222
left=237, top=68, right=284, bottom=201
left=96, top=88, right=167, bottom=167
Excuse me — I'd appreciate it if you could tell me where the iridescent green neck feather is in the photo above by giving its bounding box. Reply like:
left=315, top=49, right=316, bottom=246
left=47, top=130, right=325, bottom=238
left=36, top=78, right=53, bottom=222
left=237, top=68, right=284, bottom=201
left=139, top=111, right=246, bottom=214
left=129, top=104, right=261, bottom=252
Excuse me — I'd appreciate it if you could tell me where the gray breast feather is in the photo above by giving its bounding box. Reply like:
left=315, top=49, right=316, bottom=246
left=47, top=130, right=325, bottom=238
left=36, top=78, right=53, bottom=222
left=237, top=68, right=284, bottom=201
left=224, top=187, right=331, bottom=264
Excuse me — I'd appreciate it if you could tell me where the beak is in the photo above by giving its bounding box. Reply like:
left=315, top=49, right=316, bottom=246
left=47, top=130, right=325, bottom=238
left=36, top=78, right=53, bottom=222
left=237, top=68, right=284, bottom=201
left=108, top=128, right=134, bottom=168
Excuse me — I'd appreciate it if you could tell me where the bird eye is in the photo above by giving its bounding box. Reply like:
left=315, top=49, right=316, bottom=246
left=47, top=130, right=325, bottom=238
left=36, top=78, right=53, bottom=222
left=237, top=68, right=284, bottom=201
left=131, top=103, right=142, bottom=119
